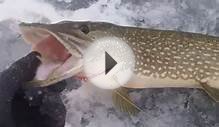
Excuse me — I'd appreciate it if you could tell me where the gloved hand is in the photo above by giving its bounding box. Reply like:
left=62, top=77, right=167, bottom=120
left=0, top=51, right=41, bottom=127
left=0, top=51, right=66, bottom=127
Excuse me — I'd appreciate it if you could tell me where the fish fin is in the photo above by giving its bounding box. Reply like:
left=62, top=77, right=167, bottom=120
left=112, top=87, right=142, bottom=115
left=200, top=83, right=219, bottom=102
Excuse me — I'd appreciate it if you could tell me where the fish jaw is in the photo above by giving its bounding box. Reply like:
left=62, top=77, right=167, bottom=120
left=19, top=22, right=90, bottom=87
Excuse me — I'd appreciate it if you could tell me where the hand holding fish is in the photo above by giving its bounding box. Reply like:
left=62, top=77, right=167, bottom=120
left=0, top=52, right=66, bottom=127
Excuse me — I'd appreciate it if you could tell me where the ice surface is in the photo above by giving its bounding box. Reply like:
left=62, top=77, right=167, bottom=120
left=0, top=20, right=30, bottom=71
left=0, top=0, right=218, bottom=127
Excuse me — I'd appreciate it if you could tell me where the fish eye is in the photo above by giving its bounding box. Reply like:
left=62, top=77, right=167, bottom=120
left=80, top=25, right=89, bottom=34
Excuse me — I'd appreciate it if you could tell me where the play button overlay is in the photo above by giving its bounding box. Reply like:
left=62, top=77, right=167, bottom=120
left=83, top=37, right=135, bottom=89
left=105, top=52, right=117, bottom=75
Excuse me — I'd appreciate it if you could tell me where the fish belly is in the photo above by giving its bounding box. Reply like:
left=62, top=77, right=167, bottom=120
left=124, top=74, right=201, bottom=89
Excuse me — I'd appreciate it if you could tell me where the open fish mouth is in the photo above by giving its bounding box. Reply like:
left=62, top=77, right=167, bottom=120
left=19, top=22, right=90, bottom=87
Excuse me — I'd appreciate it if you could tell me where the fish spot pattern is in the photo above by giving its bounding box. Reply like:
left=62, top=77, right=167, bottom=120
left=117, top=27, right=219, bottom=82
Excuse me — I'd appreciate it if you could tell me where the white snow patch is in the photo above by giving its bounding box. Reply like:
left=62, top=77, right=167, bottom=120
left=0, top=0, right=134, bottom=25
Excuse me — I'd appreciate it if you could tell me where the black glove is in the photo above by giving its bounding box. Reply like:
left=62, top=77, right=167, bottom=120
left=0, top=51, right=66, bottom=127
left=12, top=80, right=67, bottom=127
left=7, top=52, right=66, bottom=127
left=9, top=51, right=41, bottom=82
left=0, top=52, right=41, bottom=127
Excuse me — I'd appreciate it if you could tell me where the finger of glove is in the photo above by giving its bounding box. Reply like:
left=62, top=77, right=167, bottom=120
left=10, top=51, right=41, bottom=82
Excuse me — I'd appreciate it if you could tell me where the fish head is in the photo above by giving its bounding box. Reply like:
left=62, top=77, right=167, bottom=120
left=20, top=21, right=91, bottom=57
left=19, top=21, right=114, bottom=87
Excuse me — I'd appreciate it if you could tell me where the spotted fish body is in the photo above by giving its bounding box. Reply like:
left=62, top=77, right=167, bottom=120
left=88, top=24, right=218, bottom=89
left=19, top=21, right=219, bottom=102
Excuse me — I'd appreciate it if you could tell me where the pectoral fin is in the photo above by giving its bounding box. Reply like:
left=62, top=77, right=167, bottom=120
left=200, top=83, right=219, bottom=102
left=112, top=87, right=143, bottom=115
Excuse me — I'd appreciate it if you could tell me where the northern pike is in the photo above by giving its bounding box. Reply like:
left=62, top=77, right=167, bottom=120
left=19, top=21, right=219, bottom=114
